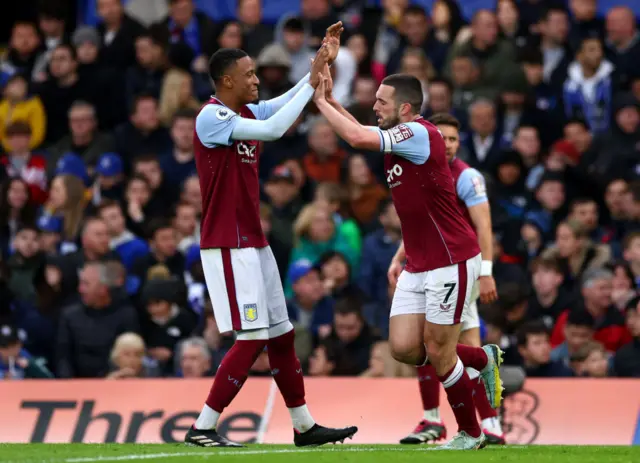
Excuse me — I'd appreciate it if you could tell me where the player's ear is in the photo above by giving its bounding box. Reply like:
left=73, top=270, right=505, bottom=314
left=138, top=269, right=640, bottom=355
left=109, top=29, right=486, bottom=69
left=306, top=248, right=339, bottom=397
left=222, top=74, right=233, bottom=89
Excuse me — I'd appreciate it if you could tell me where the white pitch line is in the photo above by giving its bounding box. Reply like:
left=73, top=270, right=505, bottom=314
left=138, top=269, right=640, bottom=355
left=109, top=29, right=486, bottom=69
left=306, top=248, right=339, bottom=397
left=58, top=446, right=432, bottom=463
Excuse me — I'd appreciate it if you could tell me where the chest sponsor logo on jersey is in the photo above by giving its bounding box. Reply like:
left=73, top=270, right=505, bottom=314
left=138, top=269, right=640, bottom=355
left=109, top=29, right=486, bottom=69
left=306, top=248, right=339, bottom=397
left=237, top=142, right=257, bottom=163
left=389, top=124, right=414, bottom=143
left=386, top=164, right=403, bottom=188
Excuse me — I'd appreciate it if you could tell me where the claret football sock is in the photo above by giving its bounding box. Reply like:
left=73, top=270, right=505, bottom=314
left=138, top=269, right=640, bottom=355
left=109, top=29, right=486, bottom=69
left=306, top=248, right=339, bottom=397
left=456, top=344, right=488, bottom=371
left=267, top=329, right=315, bottom=433
left=417, top=364, right=440, bottom=413
left=473, top=376, right=498, bottom=420
left=438, top=357, right=482, bottom=439
left=197, top=339, right=267, bottom=429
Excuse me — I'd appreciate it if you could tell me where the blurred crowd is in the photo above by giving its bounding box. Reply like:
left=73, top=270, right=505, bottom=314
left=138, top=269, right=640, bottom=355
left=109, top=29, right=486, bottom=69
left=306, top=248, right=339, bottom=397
left=0, top=0, right=639, bottom=382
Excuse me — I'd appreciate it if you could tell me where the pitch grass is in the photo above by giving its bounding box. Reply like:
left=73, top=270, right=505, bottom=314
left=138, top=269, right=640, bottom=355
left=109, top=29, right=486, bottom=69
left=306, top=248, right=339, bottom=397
left=1, top=444, right=639, bottom=463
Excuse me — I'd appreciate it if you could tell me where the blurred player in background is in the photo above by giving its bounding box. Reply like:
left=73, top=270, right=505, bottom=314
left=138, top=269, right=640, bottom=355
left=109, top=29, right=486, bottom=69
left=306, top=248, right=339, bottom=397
left=313, top=70, right=503, bottom=450
left=186, top=23, right=357, bottom=448
left=398, top=113, right=504, bottom=446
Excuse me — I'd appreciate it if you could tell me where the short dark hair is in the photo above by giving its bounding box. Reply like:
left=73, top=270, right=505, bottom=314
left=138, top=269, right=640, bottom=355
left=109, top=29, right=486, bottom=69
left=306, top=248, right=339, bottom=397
left=623, top=231, right=640, bottom=250
left=429, top=77, right=453, bottom=93
left=5, top=121, right=32, bottom=136
left=570, top=197, right=596, bottom=212
left=564, top=118, right=590, bottom=131
left=629, top=181, right=640, bottom=202
left=131, top=93, right=158, bottom=115
left=53, top=43, right=76, bottom=60
left=529, top=255, right=563, bottom=275
left=516, top=320, right=549, bottom=348
left=283, top=17, right=304, bottom=32
left=579, top=36, right=603, bottom=52
left=405, top=5, right=427, bottom=17
left=428, top=113, right=460, bottom=130
left=147, top=218, right=174, bottom=240
left=172, top=108, right=198, bottom=125
left=16, top=223, right=39, bottom=235
left=542, top=6, right=568, bottom=21
left=567, top=308, right=594, bottom=329
left=209, top=48, right=248, bottom=83
left=381, top=74, right=423, bottom=114
left=334, top=295, right=364, bottom=319
left=133, top=153, right=160, bottom=166
left=97, top=199, right=122, bottom=214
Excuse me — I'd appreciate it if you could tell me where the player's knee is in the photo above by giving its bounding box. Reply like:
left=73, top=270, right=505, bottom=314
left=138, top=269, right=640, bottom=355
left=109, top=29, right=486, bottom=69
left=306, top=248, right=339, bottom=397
left=266, top=321, right=295, bottom=352
left=389, top=338, right=419, bottom=364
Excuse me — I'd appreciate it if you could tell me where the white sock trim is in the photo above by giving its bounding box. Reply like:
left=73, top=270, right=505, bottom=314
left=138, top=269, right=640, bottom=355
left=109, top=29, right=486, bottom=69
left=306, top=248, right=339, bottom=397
left=442, top=357, right=464, bottom=388
left=466, top=367, right=479, bottom=380
left=289, top=404, right=315, bottom=433
left=423, top=408, right=441, bottom=422
left=194, top=404, right=221, bottom=430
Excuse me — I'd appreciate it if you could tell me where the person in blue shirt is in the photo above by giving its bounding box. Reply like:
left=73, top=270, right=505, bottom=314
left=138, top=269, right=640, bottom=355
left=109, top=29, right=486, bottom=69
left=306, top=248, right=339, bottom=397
left=160, top=109, right=198, bottom=198
left=0, top=324, right=53, bottom=379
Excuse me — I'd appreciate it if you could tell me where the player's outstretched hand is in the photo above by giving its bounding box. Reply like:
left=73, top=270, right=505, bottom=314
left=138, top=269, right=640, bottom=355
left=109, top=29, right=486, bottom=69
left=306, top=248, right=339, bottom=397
left=310, top=46, right=330, bottom=88
left=324, top=21, right=343, bottom=64
left=313, top=73, right=327, bottom=102
left=387, top=260, right=403, bottom=287
left=478, top=275, right=498, bottom=304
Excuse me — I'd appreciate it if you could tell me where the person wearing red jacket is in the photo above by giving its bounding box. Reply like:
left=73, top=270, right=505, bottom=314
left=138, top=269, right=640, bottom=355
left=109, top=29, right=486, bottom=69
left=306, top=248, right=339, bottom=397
left=1, top=121, right=48, bottom=204
left=551, top=267, right=633, bottom=352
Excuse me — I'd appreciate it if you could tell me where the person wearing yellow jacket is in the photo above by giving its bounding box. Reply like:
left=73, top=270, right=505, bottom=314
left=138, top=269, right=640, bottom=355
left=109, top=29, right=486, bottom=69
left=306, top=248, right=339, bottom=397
left=0, top=74, right=46, bottom=152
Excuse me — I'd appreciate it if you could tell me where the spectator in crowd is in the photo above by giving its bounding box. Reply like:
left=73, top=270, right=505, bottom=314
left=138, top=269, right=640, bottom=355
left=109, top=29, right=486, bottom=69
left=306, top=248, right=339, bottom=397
left=463, top=99, right=503, bottom=171
left=158, top=70, right=200, bottom=128
left=237, top=0, right=274, bottom=58
left=3, top=21, right=42, bottom=81
left=516, top=320, right=574, bottom=377
left=580, top=94, right=640, bottom=186
left=422, top=77, right=454, bottom=120
left=132, top=153, right=173, bottom=217
left=606, top=6, right=640, bottom=93
left=259, top=116, right=307, bottom=179
left=317, top=251, right=362, bottom=301
left=307, top=339, right=354, bottom=376
left=612, top=296, right=640, bottom=377
left=387, top=6, right=448, bottom=75
left=97, top=0, right=146, bottom=70
left=489, top=149, right=528, bottom=221
left=497, top=66, right=539, bottom=145
left=7, top=225, right=44, bottom=304
left=47, top=101, right=115, bottom=174
left=570, top=340, right=609, bottom=377
left=278, top=17, right=315, bottom=84
left=0, top=75, right=46, bottom=152
left=107, top=332, right=159, bottom=379
left=496, top=0, right=527, bottom=48
left=54, top=216, right=117, bottom=304
left=177, top=337, right=212, bottom=378
left=430, top=0, right=466, bottom=48
left=0, top=324, right=53, bottom=379
left=358, top=200, right=401, bottom=335
left=56, top=261, right=139, bottom=378
left=263, top=165, right=304, bottom=275
left=512, top=124, right=542, bottom=189
left=535, top=6, right=571, bottom=93
left=552, top=268, right=632, bottom=353
left=446, top=10, right=518, bottom=95
left=568, top=198, right=606, bottom=244
left=550, top=309, right=595, bottom=368
left=92, top=152, right=126, bottom=206
left=41, top=172, right=87, bottom=251
left=623, top=233, right=640, bottom=286
left=114, top=94, right=172, bottom=165
left=300, top=0, right=339, bottom=46
left=98, top=200, right=149, bottom=272
left=328, top=296, right=380, bottom=375
left=450, top=55, right=491, bottom=115
left=361, top=341, right=415, bottom=377
left=0, top=178, right=37, bottom=256
left=607, top=260, right=638, bottom=310
left=132, top=218, right=185, bottom=283
left=122, top=175, right=150, bottom=238
left=180, top=174, right=202, bottom=217
left=289, top=202, right=359, bottom=292
left=125, top=28, right=168, bottom=109
left=139, top=277, right=196, bottom=376
left=156, top=0, right=216, bottom=73
left=346, top=153, right=387, bottom=229
left=172, top=202, right=198, bottom=254
left=527, top=256, right=575, bottom=328
left=255, top=44, right=293, bottom=101
left=568, top=0, right=604, bottom=52
left=159, top=109, right=197, bottom=193
left=563, top=37, right=613, bottom=134
left=194, top=298, right=233, bottom=369
left=1, top=122, right=47, bottom=205
left=525, top=173, right=565, bottom=243
left=35, top=44, right=96, bottom=144
left=286, top=260, right=334, bottom=338
left=303, top=118, right=347, bottom=184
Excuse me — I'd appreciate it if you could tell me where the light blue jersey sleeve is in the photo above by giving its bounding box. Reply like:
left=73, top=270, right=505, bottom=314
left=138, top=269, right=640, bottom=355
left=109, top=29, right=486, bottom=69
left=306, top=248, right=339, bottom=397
left=247, top=73, right=310, bottom=120
left=457, top=167, right=488, bottom=207
left=196, top=83, right=315, bottom=147
left=195, top=104, right=237, bottom=147
left=370, top=121, right=431, bottom=165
